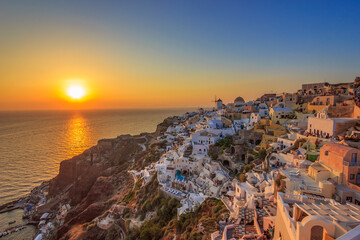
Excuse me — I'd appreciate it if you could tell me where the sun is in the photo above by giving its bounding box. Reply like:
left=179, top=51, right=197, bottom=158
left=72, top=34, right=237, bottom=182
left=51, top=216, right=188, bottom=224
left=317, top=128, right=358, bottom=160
left=67, top=85, right=86, bottom=100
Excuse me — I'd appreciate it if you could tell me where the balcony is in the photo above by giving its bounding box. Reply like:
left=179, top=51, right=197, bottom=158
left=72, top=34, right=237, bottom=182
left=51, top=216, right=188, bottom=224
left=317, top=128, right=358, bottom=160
left=344, top=161, right=360, bottom=167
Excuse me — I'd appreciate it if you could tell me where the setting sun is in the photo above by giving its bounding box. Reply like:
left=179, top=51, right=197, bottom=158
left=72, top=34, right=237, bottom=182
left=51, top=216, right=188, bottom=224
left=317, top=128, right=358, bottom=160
left=67, top=86, right=86, bottom=100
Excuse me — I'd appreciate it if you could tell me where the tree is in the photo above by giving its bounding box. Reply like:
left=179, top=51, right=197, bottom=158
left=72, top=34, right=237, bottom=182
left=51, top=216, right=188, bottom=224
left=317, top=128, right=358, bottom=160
left=257, top=149, right=267, bottom=160
left=238, top=173, right=247, bottom=182
left=244, top=164, right=254, bottom=172
left=215, top=135, right=233, bottom=148
left=275, top=178, right=281, bottom=187
left=106, top=225, right=121, bottom=240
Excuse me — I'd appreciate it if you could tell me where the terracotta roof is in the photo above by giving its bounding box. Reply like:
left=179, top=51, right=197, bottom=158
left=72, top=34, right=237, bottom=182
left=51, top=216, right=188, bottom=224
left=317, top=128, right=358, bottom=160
left=321, top=142, right=354, bottom=157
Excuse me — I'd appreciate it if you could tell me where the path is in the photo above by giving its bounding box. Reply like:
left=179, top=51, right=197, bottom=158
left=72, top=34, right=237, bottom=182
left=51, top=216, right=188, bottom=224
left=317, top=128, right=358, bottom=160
left=137, top=135, right=148, bottom=152
left=128, top=171, right=138, bottom=191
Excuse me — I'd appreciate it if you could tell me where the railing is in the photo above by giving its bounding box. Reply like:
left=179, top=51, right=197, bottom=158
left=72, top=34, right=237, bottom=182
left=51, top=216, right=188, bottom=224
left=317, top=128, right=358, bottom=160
left=253, top=209, right=262, bottom=234
left=344, top=161, right=360, bottom=166
left=220, top=197, right=234, bottom=213
left=302, top=185, right=322, bottom=193
left=283, top=193, right=302, bottom=202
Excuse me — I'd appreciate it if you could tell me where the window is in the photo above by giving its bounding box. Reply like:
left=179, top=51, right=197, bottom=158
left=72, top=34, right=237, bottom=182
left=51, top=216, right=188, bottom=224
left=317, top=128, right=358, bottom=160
left=325, top=151, right=329, bottom=156
left=350, top=174, right=355, bottom=180
left=352, top=153, right=358, bottom=163
left=346, top=197, right=353, bottom=202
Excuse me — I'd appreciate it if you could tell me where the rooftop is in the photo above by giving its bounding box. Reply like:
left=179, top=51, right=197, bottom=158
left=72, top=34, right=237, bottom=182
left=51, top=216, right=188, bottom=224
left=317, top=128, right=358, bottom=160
left=296, top=202, right=360, bottom=223
left=321, top=142, right=355, bottom=157
left=310, top=163, right=327, bottom=172
left=271, top=107, right=292, bottom=112
left=281, top=168, right=322, bottom=193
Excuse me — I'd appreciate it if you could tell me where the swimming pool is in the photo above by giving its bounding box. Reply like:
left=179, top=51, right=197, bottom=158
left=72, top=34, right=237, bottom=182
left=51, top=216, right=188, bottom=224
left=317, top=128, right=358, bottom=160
left=175, top=170, right=184, bottom=181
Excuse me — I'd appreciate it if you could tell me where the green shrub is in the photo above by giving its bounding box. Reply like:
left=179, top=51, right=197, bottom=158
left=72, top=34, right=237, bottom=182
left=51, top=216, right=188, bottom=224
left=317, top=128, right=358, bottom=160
left=106, top=225, right=121, bottom=240
left=257, top=149, right=267, bottom=160
left=275, top=178, right=281, bottom=187
left=244, top=164, right=254, bottom=172
left=215, top=136, right=233, bottom=148
left=238, top=173, right=247, bottom=182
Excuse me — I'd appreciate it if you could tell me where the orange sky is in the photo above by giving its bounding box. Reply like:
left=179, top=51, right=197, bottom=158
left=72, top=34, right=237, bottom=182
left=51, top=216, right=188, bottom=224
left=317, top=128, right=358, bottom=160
left=1, top=2, right=359, bottom=111
left=0, top=34, right=315, bottom=110
left=0, top=33, right=301, bottom=110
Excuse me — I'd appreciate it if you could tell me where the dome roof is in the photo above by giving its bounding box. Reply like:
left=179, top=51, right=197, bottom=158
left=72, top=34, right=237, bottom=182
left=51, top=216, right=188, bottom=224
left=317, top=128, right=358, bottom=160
left=234, top=96, right=245, bottom=103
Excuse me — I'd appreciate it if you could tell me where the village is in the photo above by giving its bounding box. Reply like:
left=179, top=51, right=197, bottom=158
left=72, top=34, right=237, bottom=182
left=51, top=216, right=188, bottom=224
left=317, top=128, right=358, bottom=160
left=131, top=77, right=360, bottom=240
left=4, top=78, right=360, bottom=240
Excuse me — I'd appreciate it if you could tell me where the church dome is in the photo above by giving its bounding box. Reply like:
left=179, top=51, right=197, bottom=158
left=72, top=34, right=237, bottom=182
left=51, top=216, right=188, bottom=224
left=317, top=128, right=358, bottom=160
left=234, top=96, right=245, bottom=103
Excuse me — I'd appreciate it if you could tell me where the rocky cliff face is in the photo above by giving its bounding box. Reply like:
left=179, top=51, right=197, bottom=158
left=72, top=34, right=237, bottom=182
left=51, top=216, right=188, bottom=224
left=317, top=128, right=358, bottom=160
left=42, top=117, right=179, bottom=239
left=47, top=140, right=137, bottom=237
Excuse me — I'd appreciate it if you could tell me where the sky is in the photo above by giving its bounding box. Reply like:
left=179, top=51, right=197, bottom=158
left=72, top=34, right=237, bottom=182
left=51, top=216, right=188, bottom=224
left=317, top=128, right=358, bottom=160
left=1, top=1, right=360, bottom=110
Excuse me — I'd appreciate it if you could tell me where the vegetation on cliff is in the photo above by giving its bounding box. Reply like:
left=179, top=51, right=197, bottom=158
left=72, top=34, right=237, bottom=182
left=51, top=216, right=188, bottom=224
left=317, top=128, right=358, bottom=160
left=163, top=198, right=229, bottom=240
left=120, top=174, right=229, bottom=240
left=207, top=135, right=233, bottom=160
left=215, top=135, right=233, bottom=155
left=122, top=175, right=180, bottom=240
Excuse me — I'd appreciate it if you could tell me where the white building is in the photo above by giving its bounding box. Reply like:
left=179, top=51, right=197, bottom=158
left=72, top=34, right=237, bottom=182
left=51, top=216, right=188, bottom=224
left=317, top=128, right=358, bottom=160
left=307, top=109, right=359, bottom=138
left=206, top=119, right=223, bottom=129
left=156, top=151, right=180, bottom=183
left=277, top=133, right=298, bottom=150
left=249, top=112, right=261, bottom=125
left=216, top=99, right=223, bottom=110
left=274, top=192, right=360, bottom=240
left=233, top=119, right=250, bottom=131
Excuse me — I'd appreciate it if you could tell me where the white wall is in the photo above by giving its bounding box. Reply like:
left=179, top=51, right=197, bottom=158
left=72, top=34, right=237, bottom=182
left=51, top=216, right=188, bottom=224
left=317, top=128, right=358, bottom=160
left=308, top=117, right=334, bottom=137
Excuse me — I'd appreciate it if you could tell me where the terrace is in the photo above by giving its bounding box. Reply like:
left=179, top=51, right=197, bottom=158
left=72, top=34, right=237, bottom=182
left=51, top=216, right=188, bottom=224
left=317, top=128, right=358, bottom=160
left=160, top=187, right=186, bottom=199
left=280, top=168, right=323, bottom=195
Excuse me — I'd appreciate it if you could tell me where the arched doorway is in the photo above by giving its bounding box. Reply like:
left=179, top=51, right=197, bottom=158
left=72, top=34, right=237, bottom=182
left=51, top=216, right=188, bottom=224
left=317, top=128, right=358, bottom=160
left=223, top=160, right=230, bottom=167
left=310, top=225, right=324, bottom=240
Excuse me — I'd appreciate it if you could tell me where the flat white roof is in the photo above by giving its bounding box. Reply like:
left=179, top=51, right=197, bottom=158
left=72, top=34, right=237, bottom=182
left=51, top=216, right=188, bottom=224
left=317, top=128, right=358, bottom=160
left=296, top=202, right=360, bottom=223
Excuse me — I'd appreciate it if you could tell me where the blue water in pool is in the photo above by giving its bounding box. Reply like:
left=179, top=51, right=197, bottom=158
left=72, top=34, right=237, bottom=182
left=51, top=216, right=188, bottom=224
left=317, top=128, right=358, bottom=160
left=175, top=170, right=184, bottom=181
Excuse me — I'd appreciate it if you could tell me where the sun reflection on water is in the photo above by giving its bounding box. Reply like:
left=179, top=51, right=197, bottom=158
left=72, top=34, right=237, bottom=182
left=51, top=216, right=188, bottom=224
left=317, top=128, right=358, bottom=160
left=65, top=113, right=91, bottom=158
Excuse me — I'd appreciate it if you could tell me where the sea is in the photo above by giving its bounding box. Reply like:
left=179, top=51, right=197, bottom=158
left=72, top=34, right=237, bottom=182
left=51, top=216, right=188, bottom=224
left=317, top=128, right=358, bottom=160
left=0, top=108, right=191, bottom=239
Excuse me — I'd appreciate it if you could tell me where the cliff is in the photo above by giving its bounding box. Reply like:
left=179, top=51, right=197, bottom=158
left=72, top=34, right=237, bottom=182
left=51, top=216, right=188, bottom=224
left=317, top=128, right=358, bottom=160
left=41, top=117, right=178, bottom=239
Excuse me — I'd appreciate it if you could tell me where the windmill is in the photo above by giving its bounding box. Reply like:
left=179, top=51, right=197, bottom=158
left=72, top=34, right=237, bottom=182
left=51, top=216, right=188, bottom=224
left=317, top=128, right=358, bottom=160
left=211, top=95, right=221, bottom=104
left=211, top=95, right=223, bottom=110
left=211, top=95, right=219, bottom=109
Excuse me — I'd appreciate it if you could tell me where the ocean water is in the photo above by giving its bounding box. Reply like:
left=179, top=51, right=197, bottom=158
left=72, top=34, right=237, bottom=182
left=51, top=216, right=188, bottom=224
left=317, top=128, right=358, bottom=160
left=0, top=209, right=35, bottom=239
left=0, top=109, right=191, bottom=206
